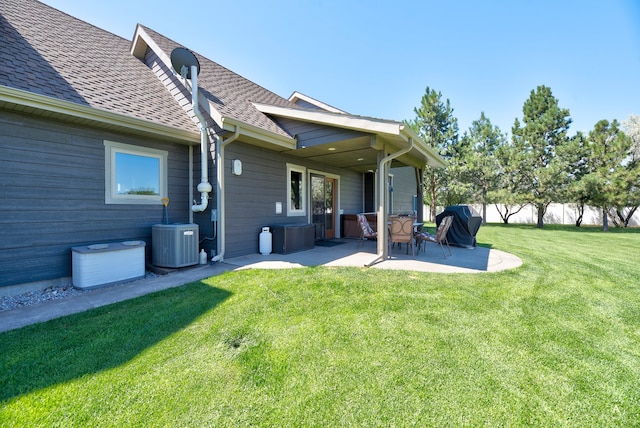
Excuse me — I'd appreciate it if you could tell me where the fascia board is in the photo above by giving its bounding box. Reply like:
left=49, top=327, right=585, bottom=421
left=0, top=86, right=200, bottom=143
left=130, top=25, right=149, bottom=59
left=253, top=102, right=403, bottom=136
left=400, top=125, right=447, bottom=167
left=288, top=91, right=347, bottom=114
left=203, top=99, right=224, bottom=129
left=130, top=25, right=171, bottom=67
left=221, top=117, right=297, bottom=150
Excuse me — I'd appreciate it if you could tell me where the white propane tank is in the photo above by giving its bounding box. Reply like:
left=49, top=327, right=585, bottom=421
left=199, top=249, right=207, bottom=264
left=259, top=227, right=272, bottom=255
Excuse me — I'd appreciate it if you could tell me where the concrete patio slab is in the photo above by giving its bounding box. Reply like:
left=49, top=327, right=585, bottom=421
left=225, top=239, right=522, bottom=274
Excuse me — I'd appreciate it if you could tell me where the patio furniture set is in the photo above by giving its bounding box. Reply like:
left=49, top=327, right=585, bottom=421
left=356, top=214, right=454, bottom=258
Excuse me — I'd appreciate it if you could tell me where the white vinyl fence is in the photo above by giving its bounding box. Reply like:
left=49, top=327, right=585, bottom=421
left=425, top=203, right=640, bottom=227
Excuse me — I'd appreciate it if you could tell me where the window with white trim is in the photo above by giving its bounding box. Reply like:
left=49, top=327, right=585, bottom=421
left=287, top=163, right=306, bottom=216
left=104, top=141, right=168, bottom=204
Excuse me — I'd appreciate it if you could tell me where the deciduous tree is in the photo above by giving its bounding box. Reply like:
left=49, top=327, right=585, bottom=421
left=561, top=131, right=590, bottom=226
left=491, top=137, right=529, bottom=223
left=623, top=114, right=640, bottom=162
left=615, top=115, right=640, bottom=226
left=460, top=112, right=507, bottom=224
left=584, top=119, right=637, bottom=230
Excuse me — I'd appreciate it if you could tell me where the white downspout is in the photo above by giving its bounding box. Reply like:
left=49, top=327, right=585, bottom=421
left=211, top=126, right=240, bottom=263
left=189, top=64, right=212, bottom=213
left=366, top=138, right=414, bottom=267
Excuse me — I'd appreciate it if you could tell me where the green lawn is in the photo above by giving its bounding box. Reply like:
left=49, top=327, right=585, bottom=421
left=1, top=224, right=639, bottom=427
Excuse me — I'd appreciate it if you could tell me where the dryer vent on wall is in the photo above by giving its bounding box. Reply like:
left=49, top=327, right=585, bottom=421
left=152, top=224, right=199, bottom=268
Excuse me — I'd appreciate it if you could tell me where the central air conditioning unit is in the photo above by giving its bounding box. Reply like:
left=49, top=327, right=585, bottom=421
left=152, top=223, right=199, bottom=268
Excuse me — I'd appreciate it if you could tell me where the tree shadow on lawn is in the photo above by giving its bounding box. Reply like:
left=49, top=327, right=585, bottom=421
left=0, top=282, right=230, bottom=402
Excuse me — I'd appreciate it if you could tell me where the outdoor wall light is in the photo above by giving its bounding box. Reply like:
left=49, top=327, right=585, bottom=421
left=232, top=159, right=242, bottom=175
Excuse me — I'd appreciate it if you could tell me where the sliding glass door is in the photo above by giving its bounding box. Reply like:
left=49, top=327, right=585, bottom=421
left=311, top=174, right=336, bottom=240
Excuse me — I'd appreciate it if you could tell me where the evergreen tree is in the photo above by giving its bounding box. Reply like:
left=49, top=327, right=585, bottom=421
left=512, top=85, right=572, bottom=228
left=406, top=87, right=458, bottom=220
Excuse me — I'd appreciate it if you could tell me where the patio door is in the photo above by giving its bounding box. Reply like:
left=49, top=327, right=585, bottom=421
left=311, top=174, right=336, bottom=240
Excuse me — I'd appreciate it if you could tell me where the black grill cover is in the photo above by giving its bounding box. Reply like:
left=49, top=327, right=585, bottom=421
left=435, top=205, right=483, bottom=248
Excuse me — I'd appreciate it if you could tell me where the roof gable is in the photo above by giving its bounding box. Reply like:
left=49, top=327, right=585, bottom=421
left=288, top=92, right=348, bottom=114
left=133, top=25, right=297, bottom=141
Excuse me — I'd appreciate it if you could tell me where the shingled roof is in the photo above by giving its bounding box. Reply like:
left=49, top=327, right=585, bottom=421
left=0, top=0, right=306, bottom=143
left=1, top=0, right=444, bottom=170
left=0, top=0, right=200, bottom=135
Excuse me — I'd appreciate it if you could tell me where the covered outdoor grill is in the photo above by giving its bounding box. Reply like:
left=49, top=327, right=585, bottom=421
left=436, top=205, right=483, bottom=248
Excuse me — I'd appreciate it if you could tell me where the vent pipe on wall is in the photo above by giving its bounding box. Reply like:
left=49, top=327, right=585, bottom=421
left=188, top=64, right=212, bottom=213
left=170, top=48, right=210, bottom=213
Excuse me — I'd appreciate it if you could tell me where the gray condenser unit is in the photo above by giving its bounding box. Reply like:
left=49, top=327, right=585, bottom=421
left=152, top=224, right=199, bottom=268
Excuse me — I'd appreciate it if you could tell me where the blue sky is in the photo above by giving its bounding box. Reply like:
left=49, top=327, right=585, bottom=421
left=42, top=0, right=639, bottom=136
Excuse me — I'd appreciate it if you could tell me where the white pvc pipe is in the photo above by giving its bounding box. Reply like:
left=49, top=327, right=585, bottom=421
left=189, top=64, right=212, bottom=213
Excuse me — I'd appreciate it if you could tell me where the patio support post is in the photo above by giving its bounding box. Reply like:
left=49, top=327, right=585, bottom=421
left=365, top=138, right=414, bottom=267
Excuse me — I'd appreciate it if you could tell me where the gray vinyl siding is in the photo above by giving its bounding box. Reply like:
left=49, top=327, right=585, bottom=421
left=223, top=141, right=362, bottom=258
left=391, top=166, right=418, bottom=214
left=0, top=110, right=193, bottom=288
left=291, top=98, right=322, bottom=110
left=274, top=117, right=367, bottom=148
left=339, top=172, right=364, bottom=215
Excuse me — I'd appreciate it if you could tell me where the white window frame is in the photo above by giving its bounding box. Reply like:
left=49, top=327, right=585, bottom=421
left=287, top=163, right=307, bottom=216
left=104, top=141, right=168, bottom=205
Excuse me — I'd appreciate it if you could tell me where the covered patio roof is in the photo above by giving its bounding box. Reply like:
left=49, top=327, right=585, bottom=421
left=252, top=101, right=446, bottom=173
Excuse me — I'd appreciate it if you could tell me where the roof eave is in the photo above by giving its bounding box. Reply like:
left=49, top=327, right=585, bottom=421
left=0, top=85, right=200, bottom=143
left=221, top=116, right=297, bottom=150
left=287, top=91, right=348, bottom=114
left=252, top=102, right=405, bottom=135
left=400, top=125, right=447, bottom=168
